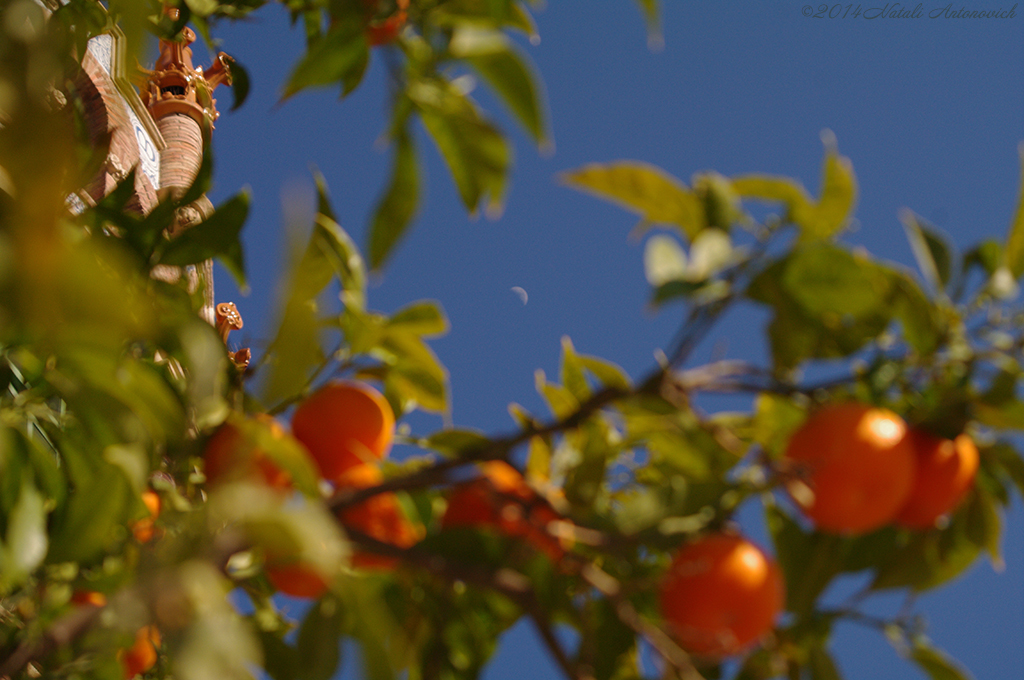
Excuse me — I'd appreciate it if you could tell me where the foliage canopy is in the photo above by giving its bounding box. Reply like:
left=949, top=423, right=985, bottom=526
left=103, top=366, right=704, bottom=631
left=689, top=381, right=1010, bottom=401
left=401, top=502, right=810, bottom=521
left=1, top=2, right=1022, bottom=680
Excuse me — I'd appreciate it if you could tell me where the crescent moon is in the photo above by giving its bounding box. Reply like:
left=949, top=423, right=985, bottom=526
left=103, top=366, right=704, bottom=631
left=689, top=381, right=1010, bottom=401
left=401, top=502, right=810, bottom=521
left=511, top=286, right=528, bottom=305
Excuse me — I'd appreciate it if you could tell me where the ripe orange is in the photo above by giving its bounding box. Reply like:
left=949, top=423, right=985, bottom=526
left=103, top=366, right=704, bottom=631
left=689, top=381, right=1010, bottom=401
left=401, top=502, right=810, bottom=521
left=658, top=534, right=784, bottom=659
left=363, top=0, right=409, bottom=45
left=266, top=562, right=331, bottom=599
left=131, top=490, right=161, bottom=543
left=291, top=381, right=395, bottom=484
left=783, top=402, right=916, bottom=535
left=119, top=625, right=161, bottom=679
left=895, top=430, right=979, bottom=529
left=70, top=590, right=107, bottom=608
left=442, top=461, right=565, bottom=561
left=203, top=415, right=292, bottom=491
left=334, top=464, right=423, bottom=569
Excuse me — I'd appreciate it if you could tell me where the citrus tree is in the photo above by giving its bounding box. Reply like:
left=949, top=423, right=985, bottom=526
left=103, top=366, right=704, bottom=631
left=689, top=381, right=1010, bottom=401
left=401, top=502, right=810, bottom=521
left=1, top=2, right=1022, bottom=680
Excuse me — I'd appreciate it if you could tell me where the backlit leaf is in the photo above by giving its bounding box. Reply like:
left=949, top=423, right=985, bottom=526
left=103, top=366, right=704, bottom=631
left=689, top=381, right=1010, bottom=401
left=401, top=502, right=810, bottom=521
left=561, top=162, right=704, bottom=239
left=369, top=130, right=420, bottom=271
left=1002, top=143, right=1024, bottom=278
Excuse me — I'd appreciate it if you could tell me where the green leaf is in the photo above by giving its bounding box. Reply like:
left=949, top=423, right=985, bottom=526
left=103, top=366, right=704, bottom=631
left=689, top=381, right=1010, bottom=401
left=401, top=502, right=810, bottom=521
left=1002, top=142, right=1024, bottom=278
left=909, top=638, right=975, bottom=680
left=467, top=44, right=548, bottom=146
left=388, top=301, right=448, bottom=337
left=0, top=478, right=48, bottom=585
left=807, top=131, right=857, bottom=241
left=282, top=18, right=369, bottom=99
left=560, top=336, right=590, bottom=402
left=378, top=330, right=449, bottom=414
left=157, top=192, right=250, bottom=289
left=765, top=504, right=846, bottom=617
left=48, top=463, right=131, bottom=565
left=731, top=173, right=817, bottom=229
left=260, top=632, right=299, bottom=680
left=901, top=210, right=953, bottom=292
left=748, top=244, right=898, bottom=370
left=423, top=429, right=489, bottom=457
left=226, top=56, right=251, bottom=111
left=751, top=393, right=805, bottom=458
left=808, top=646, right=844, bottom=680
left=561, top=162, right=705, bottom=239
left=632, top=0, right=662, bottom=47
left=184, top=0, right=218, bottom=17
left=577, top=354, right=631, bottom=391
left=296, top=596, right=345, bottom=680
left=871, top=496, right=989, bottom=592
left=314, top=214, right=367, bottom=311
left=415, top=81, right=509, bottom=216
left=535, top=369, right=579, bottom=420
left=891, top=272, right=942, bottom=356
left=591, top=597, right=637, bottom=680
left=368, top=130, right=420, bottom=270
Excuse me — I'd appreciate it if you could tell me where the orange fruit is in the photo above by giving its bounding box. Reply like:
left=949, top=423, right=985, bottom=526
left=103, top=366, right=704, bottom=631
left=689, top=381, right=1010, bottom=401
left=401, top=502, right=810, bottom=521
left=658, top=533, right=784, bottom=659
left=783, top=402, right=916, bottom=535
left=442, top=461, right=565, bottom=561
left=334, top=464, right=423, bottom=569
left=291, top=381, right=395, bottom=483
left=119, top=625, right=161, bottom=679
left=363, top=0, right=409, bottom=45
left=895, top=431, right=979, bottom=529
left=70, top=590, right=107, bottom=608
left=203, top=415, right=292, bottom=491
left=266, top=562, right=331, bottom=599
left=131, top=490, right=161, bottom=543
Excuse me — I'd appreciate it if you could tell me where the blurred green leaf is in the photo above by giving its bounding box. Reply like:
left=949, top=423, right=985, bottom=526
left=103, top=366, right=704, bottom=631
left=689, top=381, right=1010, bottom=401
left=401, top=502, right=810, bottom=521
left=282, top=17, right=369, bottom=99
left=808, top=646, right=844, bottom=680
left=157, top=192, right=250, bottom=289
left=561, top=162, right=704, bottom=239
left=591, top=597, right=636, bottom=680
left=297, top=596, right=345, bottom=680
left=1002, top=143, right=1024, bottom=278
left=766, top=504, right=845, bottom=617
left=909, top=638, right=975, bottom=680
left=577, top=354, right=631, bottom=391
left=369, top=130, right=420, bottom=271
left=560, top=336, right=590, bottom=403
left=466, top=43, right=548, bottom=146
left=535, top=369, right=579, bottom=420
left=0, top=478, right=48, bottom=586
left=748, top=244, right=897, bottom=371
left=415, top=79, right=509, bottom=217
left=227, top=56, right=251, bottom=111
left=902, top=210, right=953, bottom=292
left=260, top=631, right=299, bottom=680
left=388, top=301, right=448, bottom=337
left=731, top=174, right=817, bottom=229
left=891, top=273, right=943, bottom=356
left=807, top=132, right=857, bottom=241
left=423, top=429, right=489, bottom=457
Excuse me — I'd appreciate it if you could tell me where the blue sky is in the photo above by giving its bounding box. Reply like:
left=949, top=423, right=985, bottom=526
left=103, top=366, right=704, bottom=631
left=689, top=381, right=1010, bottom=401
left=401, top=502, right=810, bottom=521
left=196, top=2, right=1023, bottom=678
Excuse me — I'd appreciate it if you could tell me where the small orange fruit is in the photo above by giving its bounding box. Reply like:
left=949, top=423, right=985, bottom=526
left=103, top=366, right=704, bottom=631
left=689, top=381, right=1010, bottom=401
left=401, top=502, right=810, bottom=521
left=203, top=415, right=292, bottom=491
left=895, top=430, right=979, bottom=529
left=70, top=590, right=107, bottom=608
left=442, top=461, right=565, bottom=561
left=266, top=562, right=331, bottom=599
left=291, top=381, right=395, bottom=483
left=783, top=402, right=916, bottom=535
left=131, top=491, right=161, bottom=543
left=334, top=464, right=423, bottom=569
left=363, top=0, right=409, bottom=45
left=658, top=534, right=784, bottom=659
left=119, top=625, right=161, bottom=678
